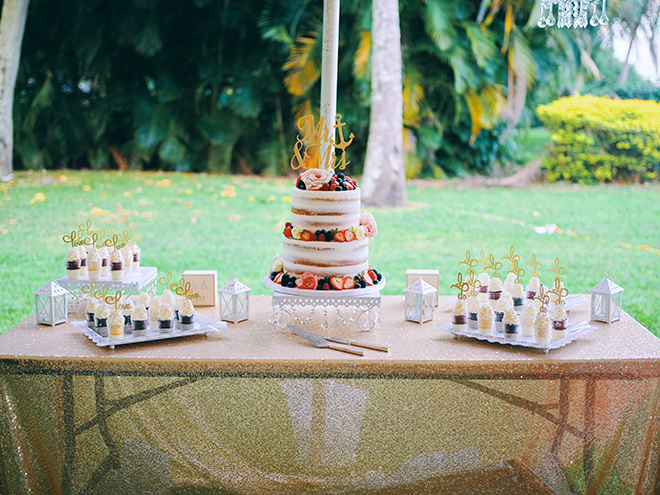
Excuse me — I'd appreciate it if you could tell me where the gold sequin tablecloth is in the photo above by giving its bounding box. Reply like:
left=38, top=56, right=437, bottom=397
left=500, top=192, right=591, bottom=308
left=1, top=296, right=659, bottom=494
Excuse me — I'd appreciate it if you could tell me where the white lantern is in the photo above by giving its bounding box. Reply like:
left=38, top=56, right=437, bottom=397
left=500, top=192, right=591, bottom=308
left=403, top=277, right=438, bottom=324
left=590, top=275, right=624, bottom=324
left=34, top=280, right=70, bottom=326
left=219, top=276, right=250, bottom=323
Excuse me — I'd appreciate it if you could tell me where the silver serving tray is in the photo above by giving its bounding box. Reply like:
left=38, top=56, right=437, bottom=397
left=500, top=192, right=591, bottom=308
left=73, top=314, right=226, bottom=349
left=435, top=320, right=596, bottom=352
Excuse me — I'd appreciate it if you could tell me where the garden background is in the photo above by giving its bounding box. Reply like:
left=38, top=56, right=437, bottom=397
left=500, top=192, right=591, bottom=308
left=0, top=0, right=659, bottom=334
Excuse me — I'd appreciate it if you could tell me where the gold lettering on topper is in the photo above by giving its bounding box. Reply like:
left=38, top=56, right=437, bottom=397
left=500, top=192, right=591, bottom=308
left=175, top=277, right=201, bottom=300
left=290, top=114, right=354, bottom=171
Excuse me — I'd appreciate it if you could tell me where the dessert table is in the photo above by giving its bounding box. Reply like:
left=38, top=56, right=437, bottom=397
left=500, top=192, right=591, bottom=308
left=1, top=296, right=659, bottom=494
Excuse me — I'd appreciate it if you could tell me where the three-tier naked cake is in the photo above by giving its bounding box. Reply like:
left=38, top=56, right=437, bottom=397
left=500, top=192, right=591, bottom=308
left=268, top=115, right=382, bottom=291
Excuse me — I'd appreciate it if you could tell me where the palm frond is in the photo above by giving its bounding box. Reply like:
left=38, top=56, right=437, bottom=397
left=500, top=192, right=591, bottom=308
left=465, top=89, right=484, bottom=145
left=283, top=32, right=323, bottom=96
left=403, top=66, right=425, bottom=127
left=134, top=100, right=174, bottom=150
left=22, top=76, right=56, bottom=132
left=423, top=0, right=457, bottom=51
left=510, top=28, right=535, bottom=88
left=134, top=18, right=163, bottom=57
left=449, top=46, right=475, bottom=94
left=353, top=30, right=371, bottom=79
left=465, top=23, right=497, bottom=68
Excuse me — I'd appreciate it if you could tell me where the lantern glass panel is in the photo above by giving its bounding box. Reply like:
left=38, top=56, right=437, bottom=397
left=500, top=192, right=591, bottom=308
left=37, top=296, right=49, bottom=323
left=55, top=296, right=66, bottom=321
left=423, top=294, right=435, bottom=321
left=406, top=294, right=420, bottom=321
left=592, top=294, right=605, bottom=318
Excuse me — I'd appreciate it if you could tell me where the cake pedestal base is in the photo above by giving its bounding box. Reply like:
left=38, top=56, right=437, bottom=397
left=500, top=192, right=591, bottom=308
left=270, top=291, right=382, bottom=332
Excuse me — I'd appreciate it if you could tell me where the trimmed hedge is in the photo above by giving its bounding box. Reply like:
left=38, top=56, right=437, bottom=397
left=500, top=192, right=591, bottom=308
left=536, top=95, right=660, bottom=183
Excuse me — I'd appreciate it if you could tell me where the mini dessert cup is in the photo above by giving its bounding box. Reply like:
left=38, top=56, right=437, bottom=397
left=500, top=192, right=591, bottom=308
left=503, top=310, right=520, bottom=336
left=488, top=290, right=502, bottom=308
left=131, top=319, right=148, bottom=337
left=535, top=318, right=551, bottom=345
left=123, top=315, right=132, bottom=334
left=521, top=310, right=536, bottom=337
left=513, top=297, right=525, bottom=311
left=85, top=310, right=96, bottom=329
left=468, top=312, right=478, bottom=329
left=110, top=261, right=124, bottom=281
left=174, top=310, right=181, bottom=330
left=109, top=322, right=124, bottom=340
left=100, top=257, right=109, bottom=277
left=478, top=285, right=488, bottom=303
left=133, top=252, right=140, bottom=271
left=179, top=314, right=195, bottom=331
left=478, top=319, right=492, bottom=336
left=88, top=262, right=101, bottom=280
left=504, top=321, right=520, bottom=336
left=158, top=318, right=174, bottom=334
left=452, top=314, right=467, bottom=332
left=79, top=257, right=87, bottom=277
left=552, top=318, right=568, bottom=341
left=66, top=260, right=81, bottom=280
left=94, top=317, right=109, bottom=337
left=494, top=311, right=504, bottom=332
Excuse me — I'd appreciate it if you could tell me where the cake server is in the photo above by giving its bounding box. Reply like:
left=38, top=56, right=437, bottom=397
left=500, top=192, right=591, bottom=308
left=321, top=335, right=389, bottom=353
left=288, top=325, right=364, bottom=356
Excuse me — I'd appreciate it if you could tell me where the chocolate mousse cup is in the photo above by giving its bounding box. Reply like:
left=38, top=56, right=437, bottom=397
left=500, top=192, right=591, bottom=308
left=513, top=297, right=525, bottom=311
left=488, top=290, right=502, bottom=308
left=101, top=257, right=109, bottom=276
left=110, top=260, right=124, bottom=280
left=504, top=322, right=520, bottom=335
left=66, top=260, right=81, bottom=279
left=452, top=314, right=467, bottom=330
left=180, top=314, right=195, bottom=331
left=468, top=312, right=478, bottom=329
left=478, top=285, right=488, bottom=302
left=494, top=311, right=504, bottom=332
left=158, top=318, right=174, bottom=334
left=174, top=310, right=181, bottom=329
left=123, top=315, right=132, bottom=334
left=94, top=317, right=109, bottom=337
left=80, top=256, right=87, bottom=276
left=132, top=319, right=147, bottom=337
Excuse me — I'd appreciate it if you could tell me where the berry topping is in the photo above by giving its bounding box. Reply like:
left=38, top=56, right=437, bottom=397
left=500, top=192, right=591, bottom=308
left=282, top=274, right=291, bottom=286
left=295, top=278, right=304, bottom=288
left=344, top=229, right=356, bottom=242
left=274, top=273, right=283, bottom=284
left=297, top=180, right=306, bottom=190
left=287, top=281, right=296, bottom=288
left=368, top=269, right=378, bottom=281
left=343, top=276, right=355, bottom=290
left=322, top=283, right=330, bottom=290
left=284, top=226, right=293, bottom=238
left=364, top=272, right=374, bottom=286
left=318, top=233, right=326, bottom=242
left=334, top=230, right=345, bottom=242
left=330, top=277, right=344, bottom=290
left=301, top=230, right=312, bottom=242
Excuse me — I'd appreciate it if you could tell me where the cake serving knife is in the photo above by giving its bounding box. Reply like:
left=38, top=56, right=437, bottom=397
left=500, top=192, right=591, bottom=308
left=320, top=335, right=389, bottom=353
left=288, top=325, right=364, bottom=356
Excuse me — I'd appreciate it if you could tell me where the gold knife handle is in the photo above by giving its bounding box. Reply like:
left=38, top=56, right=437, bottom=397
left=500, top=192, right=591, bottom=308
left=349, top=342, right=389, bottom=353
left=328, top=344, right=364, bottom=356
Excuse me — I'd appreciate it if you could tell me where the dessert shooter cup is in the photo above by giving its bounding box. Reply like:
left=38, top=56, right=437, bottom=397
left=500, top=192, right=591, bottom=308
left=79, top=256, right=87, bottom=277
left=552, top=318, right=568, bottom=341
left=513, top=297, right=525, bottom=311
left=133, top=253, right=140, bottom=272
left=179, top=314, right=195, bottom=331
left=111, top=261, right=124, bottom=281
left=67, top=260, right=81, bottom=280
left=488, top=290, right=502, bottom=308
left=478, top=285, right=488, bottom=303
left=503, top=321, right=520, bottom=336
left=100, top=257, right=109, bottom=277
left=94, top=317, right=109, bottom=337
left=521, top=317, right=535, bottom=337
left=132, top=319, right=148, bottom=337
left=478, top=319, right=492, bottom=336
left=468, top=312, right=478, bottom=329
left=109, top=322, right=124, bottom=340
left=452, top=314, right=467, bottom=332
left=174, top=310, right=181, bottom=330
left=88, top=260, right=101, bottom=280
left=85, top=311, right=96, bottom=329
left=123, top=315, right=132, bottom=334
left=494, top=311, right=504, bottom=332
left=158, top=318, right=174, bottom=334
left=535, top=323, right=551, bottom=345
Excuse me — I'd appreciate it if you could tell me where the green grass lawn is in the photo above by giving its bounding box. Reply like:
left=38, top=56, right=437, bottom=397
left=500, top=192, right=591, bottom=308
left=1, top=170, right=659, bottom=337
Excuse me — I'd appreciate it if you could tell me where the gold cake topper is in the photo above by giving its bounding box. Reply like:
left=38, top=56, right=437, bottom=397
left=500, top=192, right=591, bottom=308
left=526, top=253, right=542, bottom=278
left=548, top=257, right=567, bottom=281
left=81, top=281, right=128, bottom=309
left=502, top=246, right=521, bottom=273
left=63, top=221, right=141, bottom=250
left=548, top=277, right=569, bottom=306
left=450, top=273, right=471, bottom=300
left=511, top=259, right=526, bottom=284
left=535, top=285, right=550, bottom=313
left=291, top=114, right=354, bottom=171
left=478, top=249, right=490, bottom=273
left=159, top=272, right=200, bottom=300
left=484, top=254, right=502, bottom=279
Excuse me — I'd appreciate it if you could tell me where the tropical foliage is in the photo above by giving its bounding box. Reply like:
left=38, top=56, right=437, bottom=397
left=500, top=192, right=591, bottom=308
left=12, top=0, right=606, bottom=177
left=537, top=95, right=660, bottom=183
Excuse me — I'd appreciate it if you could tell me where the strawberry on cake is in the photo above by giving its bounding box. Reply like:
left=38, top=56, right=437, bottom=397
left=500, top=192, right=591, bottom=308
left=269, top=167, right=382, bottom=291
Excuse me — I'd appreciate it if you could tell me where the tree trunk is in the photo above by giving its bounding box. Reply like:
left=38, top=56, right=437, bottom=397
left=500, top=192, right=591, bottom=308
left=361, top=0, right=406, bottom=207
left=0, top=0, right=30, bottom=180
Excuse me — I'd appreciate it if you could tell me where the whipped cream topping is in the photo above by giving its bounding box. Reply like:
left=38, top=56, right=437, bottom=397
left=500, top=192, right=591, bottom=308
left=478, top=272, right=490, bottom=285
left=77, top=245, right=87, bottom=258
left=109, top=310, right=124, bottom=327
left=132, top=242, right=141, bottom=255
left=173, top=295, right=185, bottom=311
left=99, top=247, right=109, bottom=259
left=478, top=304, right=494, bottom=324
left=138, top=292, right=151, bottom=307
left=158, top=304, right=174, bottom=321
left=495, top=296, right=512, bottom=312
left=132, top=304, right=148, bottom=320
left=503, top=272, right=517, bottom=292
left=66, top=247, right=80, bottom=262
left=503, top=307, right=518, bottom=325
left=86, top=297, right=98, bottom=314
left=121, top=246, right=133, bottom=262
left=161, top=289, right=176, bottom=307
left=88, top=249, right=101, bottom=263
left=489, top=277, right=502, bottom=292
left=180, top=299, right=195, bottom=317
left=452, top=298, right=467, bottom=316
left=466, top=295, right=481, bottom=313
left=534, top=312, right=551, bottom=335
left=521, top=303, right=537, bottom=320
left=549, top=304, right=568, bottom=321
left=526, top=276, right=540, bottom=292
left=512, top=283, right=524, bottom=298
left=95, top=304, right=110, bottom=319
left=110, top=248, right=123, bottom=263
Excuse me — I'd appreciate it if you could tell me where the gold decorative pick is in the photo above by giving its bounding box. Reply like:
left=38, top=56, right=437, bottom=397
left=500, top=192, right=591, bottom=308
left=450, top=273, right=471, bottom=300
left=159, top=272, right=175, bottom=291
left=105, top=290, right=123, bottom=308
left=526, top=254, right=542, bottom=278
left=459, top=250, right=480, bottom=278
left=548, top=277, right=569, bottom=305
left=175, top=277, right=201, bottom=301
left=512, top=260, right=526, bottom=284
left=290, top=114, right=354, bottom=171
left=548, top=257, right=567, bottom=281
left=81, top=279, right=110, bottom=302
left=502, top=246, right=521, bottom=273
left=478, top=249, right=490, bottom=273
left=535, top=285, right=550, bottom=313
left=485, top=254, right=502, bottom=279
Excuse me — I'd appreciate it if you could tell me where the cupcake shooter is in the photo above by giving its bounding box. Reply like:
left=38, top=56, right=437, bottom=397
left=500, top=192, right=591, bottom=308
left=477, top=304, right=495, bottom=336
left=520, top=302, right=537, bottom=337
left=157, top=304, right=175, bottom=333
left=99, top=246, right=110, bottom=277
left=488, top=277, right=503, bottom=308
left=132, top=242, right=141, bottom=271
left=121, top=298, right=134, bottom=334
left=161, top=289, right=176, bottom=308
left=549, top=303, right=568, bottom=341
left=502, top=307, right=520, bottom=336
left=466, top=295, right=481, bottom=330
left=78, top=245, right=88, bottom=277
left=66, top=247, right=81, bottom=280
left=85, top=297, right=98, bottom=329
left=503, top=272, right=517, bottom=295
left=477, top=272, right=490, bottom=303
left=94, top=303, right=111, bottom=337
left=108, top=310, right=124, bottom=340
left=526, top=276, right=540, bottom=301
left=131, top=304, right=149, bottom=337
left=179, top=299, right=196, bottom=331
left=534, top=311, right=552, bottom=345
left=87, top=248, right=101, bottom=281
left=173, top=295, right=185, bottom=329
left=511, top=283, right=525, bottom=311
left=138, top=291, right=152, bottom=313
left=121, top=245, right=133, bottom=272
left=110, top=248, right=124, bottom=281
left=494, top=296, right=511, bottom=332
left=452, top=298, right=468, bottom=331
left=149, top=297, right=161, bottom=327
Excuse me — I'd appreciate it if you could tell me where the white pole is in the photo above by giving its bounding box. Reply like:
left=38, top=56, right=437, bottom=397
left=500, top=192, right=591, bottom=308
left=319, top=0, right=340, bottom=169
